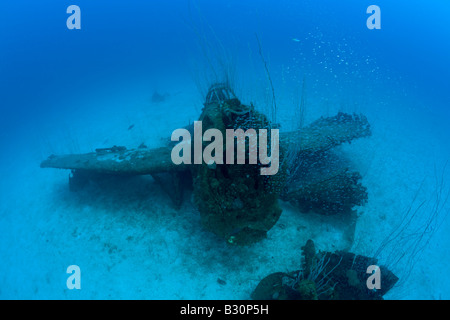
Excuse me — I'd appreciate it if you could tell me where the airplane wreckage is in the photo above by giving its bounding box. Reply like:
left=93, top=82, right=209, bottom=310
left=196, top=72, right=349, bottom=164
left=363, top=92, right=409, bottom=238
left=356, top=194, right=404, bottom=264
left=40, top=83, right=399, bottom=299
left=41, top=83, right=371, bottom=245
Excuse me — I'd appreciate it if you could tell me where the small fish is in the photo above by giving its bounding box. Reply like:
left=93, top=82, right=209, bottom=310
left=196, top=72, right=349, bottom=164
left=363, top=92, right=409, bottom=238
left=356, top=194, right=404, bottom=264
left=128, top=124, right=135, bottom=130
left=292, top=38, right=300, bottom=42
left=151, top=91, right=167, bottom=103
left=138, top=142, right=147, bottom=149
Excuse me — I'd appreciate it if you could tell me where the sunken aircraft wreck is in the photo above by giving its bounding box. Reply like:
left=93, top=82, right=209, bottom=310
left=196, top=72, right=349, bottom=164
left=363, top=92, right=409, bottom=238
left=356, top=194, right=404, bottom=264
left=41, top=83, right=400, bottom=299
left=41, top=83, right=371, bottom=246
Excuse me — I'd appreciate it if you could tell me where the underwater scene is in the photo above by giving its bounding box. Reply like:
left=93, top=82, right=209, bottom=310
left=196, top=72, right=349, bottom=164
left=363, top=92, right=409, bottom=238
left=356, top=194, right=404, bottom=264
left=1, top=0, right=449, bottom=301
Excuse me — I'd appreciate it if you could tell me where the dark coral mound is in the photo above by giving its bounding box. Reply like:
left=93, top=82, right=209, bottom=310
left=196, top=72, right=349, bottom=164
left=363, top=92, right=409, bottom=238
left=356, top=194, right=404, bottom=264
left=251, top=239, right=399, bottom=300
left=192, top=96, right=284, bottom=245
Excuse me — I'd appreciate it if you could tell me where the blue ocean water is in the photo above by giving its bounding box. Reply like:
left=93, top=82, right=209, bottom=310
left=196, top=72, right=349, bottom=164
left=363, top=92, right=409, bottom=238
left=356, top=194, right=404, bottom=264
left=0, top=1, right=449, bottom=300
